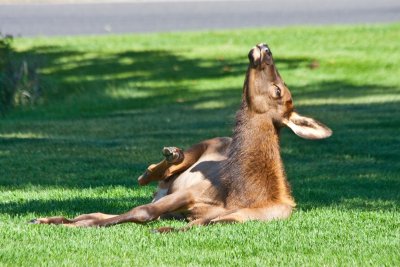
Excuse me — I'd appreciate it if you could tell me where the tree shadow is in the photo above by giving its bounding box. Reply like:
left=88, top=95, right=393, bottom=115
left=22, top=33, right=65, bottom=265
left=13, top=45, right=314, bottom=114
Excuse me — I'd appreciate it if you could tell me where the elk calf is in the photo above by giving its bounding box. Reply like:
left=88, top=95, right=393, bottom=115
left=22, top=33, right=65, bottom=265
left=31, top=43, right=332, bottom=231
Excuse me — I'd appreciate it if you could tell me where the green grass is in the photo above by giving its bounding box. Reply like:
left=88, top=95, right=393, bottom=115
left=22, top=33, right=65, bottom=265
left=1, top=23, right=400, bottom=266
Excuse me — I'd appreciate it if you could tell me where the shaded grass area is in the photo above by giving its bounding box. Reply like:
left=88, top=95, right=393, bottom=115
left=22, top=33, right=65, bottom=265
left=0, top=24, right=399, bottom=266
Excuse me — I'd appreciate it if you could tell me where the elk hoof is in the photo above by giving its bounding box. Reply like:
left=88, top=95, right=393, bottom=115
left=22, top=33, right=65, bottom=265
left=162, top=147, right=184, bottom=164
left=137, top=172, right=150, bottom=186
left=29, top=218, right=39, bottom=224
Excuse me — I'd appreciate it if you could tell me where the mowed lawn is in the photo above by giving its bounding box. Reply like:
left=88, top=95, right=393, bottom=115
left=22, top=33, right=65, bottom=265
left=0, top=24, right=399, bottom=266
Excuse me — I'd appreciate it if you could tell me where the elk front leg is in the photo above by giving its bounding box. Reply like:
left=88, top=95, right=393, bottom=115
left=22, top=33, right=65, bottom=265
left=138, top=141, right=208, bottom=185
left=137, top=147, right=183, bottom=185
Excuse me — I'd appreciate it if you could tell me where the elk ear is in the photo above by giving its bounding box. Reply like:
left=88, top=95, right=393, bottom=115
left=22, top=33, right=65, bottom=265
left=283, top=112, right=332, bottom=140
left=248, top=47, right=261, bottom=67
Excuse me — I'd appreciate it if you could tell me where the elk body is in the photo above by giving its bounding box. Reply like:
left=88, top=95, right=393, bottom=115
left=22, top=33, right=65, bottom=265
left=31, top=44, right=332, bottom=231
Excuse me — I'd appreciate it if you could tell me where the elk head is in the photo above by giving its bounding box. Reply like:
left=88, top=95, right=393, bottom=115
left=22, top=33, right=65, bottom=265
left=245, top=43, right=332, bottom=139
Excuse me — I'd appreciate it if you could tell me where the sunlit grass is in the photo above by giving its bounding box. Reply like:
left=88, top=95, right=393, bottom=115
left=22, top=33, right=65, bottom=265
left=193, top=100, right=227, bottom=110
left=0, top=23, right=399, bottom=266
left=0, top=132, right=48, bottom=139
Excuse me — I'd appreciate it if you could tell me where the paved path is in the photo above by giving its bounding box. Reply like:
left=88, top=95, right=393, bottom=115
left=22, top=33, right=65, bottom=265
left=1, top=0, right=399, bottom=37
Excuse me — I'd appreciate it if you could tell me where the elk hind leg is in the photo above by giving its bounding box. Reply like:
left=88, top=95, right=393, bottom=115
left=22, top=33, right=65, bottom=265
left=63, top=190, right=194, bottom=227
left=30, top=213, right=118, bottom=225
left=154, top=206, right=229, bottom=233
left=210, top=204, right=293, bottom=224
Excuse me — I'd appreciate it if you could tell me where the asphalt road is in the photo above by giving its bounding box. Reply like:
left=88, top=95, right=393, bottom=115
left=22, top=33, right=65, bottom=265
left=1, top=0, right=399, bottom=37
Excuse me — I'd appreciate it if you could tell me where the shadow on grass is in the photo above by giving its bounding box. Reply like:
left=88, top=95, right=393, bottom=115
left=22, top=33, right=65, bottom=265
left=0, top=197, right=152, bottom=217
left=0, top=45, right=399, bottom=216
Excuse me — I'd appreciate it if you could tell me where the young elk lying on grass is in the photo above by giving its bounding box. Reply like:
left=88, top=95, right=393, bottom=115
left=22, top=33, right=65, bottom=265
left=31, top=43, right=332, bottom=232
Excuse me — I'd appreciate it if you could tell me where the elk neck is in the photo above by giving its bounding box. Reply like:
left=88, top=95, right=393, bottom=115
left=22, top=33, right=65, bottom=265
left=222, top=69, right=295, bottom=208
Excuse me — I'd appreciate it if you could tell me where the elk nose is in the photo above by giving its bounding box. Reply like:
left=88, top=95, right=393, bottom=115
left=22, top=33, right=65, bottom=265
left=257, top=43, right=269, bottom=50
left=257, top=43, right=271, bottom=56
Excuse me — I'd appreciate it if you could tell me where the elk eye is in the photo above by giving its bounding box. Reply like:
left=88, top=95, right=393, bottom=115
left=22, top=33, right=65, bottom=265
left=274, top=86, right=281, bottom=98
